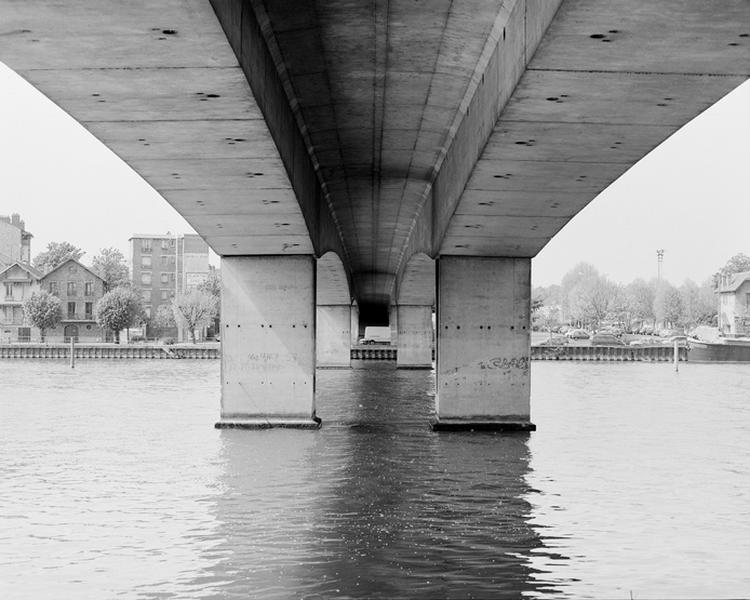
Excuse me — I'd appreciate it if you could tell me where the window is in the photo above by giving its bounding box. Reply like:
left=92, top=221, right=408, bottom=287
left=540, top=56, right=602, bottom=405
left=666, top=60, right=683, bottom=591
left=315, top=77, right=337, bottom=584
left=160, top=289, right=169, bottom=301
left=161, top=239, right=170, bottom=250
left=141, top=256, right=152, bottom=269
left=3, top=283, right=12, bottom=299
left=161, top=255, right=168, bottom=268
left=48, top=281, right=58, bottom=295
left=85, top=302, right=93, bottom=319
left=67, top=302, right=76, bottom=318
left=84, top=282, right=93, bottom=296
left=145, top=306, right=152, bottom=319
left=143, top=289, right=152, bottom=302
left=746, top=293, right=750, bottom=313
left=67, top=282, right=77, bottom=297
left=161, top=273, right=169, bottom=284
left=141, top=272, right=152, bottom=285
left=141, top=239, right=152, bottom=253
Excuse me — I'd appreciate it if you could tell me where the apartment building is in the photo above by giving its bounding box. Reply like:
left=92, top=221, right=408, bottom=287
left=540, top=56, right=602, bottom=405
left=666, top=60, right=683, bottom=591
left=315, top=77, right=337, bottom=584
left=130, top=233, right=209, bottom=338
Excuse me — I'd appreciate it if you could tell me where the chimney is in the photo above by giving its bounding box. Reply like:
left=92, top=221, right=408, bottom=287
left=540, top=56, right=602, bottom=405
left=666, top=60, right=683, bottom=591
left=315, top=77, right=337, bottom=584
left=11, top=213, right=20, bottom=227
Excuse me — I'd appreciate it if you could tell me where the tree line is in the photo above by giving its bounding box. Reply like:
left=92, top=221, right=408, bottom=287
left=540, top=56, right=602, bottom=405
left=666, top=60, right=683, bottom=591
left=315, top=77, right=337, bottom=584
left=21, top=241, right=219, bottom=343
left=533, top=254, right=750, bottom=332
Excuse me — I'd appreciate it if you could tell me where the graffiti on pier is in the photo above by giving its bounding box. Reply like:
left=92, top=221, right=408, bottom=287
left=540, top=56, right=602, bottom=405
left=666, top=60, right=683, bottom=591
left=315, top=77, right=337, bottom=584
left=478, top=356, right=529, bottom=372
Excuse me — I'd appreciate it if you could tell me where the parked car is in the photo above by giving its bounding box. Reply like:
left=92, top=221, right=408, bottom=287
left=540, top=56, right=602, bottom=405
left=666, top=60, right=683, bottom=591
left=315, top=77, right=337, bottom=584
left=591, top=333, right=626, bottom=346
left=565, top=328, right=590, bottom=339
left=598, top=327, right=623, bottom=337
left=538, top=334, right=569, bottom=346
left=662, top=335, right=689, bottom=347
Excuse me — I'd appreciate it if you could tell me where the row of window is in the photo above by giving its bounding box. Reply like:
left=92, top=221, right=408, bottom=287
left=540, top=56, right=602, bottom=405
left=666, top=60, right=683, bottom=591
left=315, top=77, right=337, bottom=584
left=140, top=272, right=174, bottom=286
left=66, top=302, right=94, bottom=320
left=140, top=255, right=176, bottom=269
left=4, top=281, right=95, bottom=298
left=141, top=289, right=175, bottom=302
left=140, top=239, right=175, bottom=253
left=47, top=281, right=95, bottom=297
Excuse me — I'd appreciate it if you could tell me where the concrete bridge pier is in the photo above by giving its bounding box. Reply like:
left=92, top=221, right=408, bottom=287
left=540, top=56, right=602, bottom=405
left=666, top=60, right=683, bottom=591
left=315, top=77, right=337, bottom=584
left=350, top=302, right=360, bottom=347
left=216, top=255, right=320, bottom=429
left=396, top=305, right=434, bottom=369
left=434, top=257, right=534, bottom=431
left=316, top=304, right=352, bottom=369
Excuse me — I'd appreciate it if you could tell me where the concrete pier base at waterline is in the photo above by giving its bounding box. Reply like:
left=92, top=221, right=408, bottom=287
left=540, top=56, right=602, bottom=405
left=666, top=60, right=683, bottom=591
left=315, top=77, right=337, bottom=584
left=396, top=305, right=434, bottom=369
left=433, top=257, right=535, bottom=432
left=215, top=256, right=321, bottom=429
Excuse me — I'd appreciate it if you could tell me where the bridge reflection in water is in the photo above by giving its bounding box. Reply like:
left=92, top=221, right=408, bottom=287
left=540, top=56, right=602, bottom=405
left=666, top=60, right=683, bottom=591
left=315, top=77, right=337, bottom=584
left=200, top=364, right=561, bottom=598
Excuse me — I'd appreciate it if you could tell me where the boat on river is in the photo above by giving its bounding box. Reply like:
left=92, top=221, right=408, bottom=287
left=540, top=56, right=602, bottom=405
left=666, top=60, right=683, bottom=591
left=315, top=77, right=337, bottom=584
left=688, top=337, right=750, bottom=363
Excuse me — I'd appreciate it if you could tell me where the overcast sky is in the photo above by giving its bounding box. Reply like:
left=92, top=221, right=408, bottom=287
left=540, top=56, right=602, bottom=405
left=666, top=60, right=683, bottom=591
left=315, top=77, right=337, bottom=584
left=1, top=63, right=748, bottom=286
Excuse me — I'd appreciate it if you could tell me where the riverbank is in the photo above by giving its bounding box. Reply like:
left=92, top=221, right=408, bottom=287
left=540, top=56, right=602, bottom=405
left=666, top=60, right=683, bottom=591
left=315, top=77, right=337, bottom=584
left=0, top=343, right=219, bottom=359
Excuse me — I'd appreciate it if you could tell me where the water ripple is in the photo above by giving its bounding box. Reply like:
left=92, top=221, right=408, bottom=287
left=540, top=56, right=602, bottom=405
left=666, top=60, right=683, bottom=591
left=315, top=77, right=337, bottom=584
left=1, top=360, right=749, bottom=598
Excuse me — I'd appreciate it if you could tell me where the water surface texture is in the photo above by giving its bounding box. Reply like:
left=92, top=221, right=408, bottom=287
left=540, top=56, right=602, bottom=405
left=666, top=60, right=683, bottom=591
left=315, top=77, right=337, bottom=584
left=1, top=360, right=749, bottom=598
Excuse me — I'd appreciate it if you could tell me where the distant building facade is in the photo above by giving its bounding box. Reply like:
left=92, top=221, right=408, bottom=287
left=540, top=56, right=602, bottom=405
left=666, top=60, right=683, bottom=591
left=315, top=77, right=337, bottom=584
left=718, top=271, right=750, bottom=336
left=40, top=258, right=106, bottom=343
left=129, top=233, right=209, bottom=339
left=0, top=213, right=32, bottom=267
left=0, top=262, right=42, bottom=342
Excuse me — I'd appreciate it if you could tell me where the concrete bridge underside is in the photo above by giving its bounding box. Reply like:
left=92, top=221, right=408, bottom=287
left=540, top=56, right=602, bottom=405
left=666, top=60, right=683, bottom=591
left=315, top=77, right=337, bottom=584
left=2, top=0, right=747, bottom=428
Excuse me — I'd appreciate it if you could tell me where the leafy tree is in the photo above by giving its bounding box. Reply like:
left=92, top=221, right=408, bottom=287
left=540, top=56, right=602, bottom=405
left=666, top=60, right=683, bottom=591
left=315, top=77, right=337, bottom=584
left=153, top=303, right=177, bottom=329
left=680, top=278, right=717, bottom=327
left=94, top=287, right=144, bottom=343
left=33, top=241, right=84, bottom=274
left=173, top=290, right=219, bottom=344
left=654, top=282, right=683, bottom=328
left=92, top=247, right=130, bottom=291
left=625, top=278, right=656, bottom=326
left=22, top=291, right=62, bottom=342
left=713, top=253, right=750, bottom=288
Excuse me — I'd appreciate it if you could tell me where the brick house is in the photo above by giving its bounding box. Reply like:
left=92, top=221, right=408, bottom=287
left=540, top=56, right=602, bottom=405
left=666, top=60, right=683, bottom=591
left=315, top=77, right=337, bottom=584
left=40, top=258, right=106, bottom=343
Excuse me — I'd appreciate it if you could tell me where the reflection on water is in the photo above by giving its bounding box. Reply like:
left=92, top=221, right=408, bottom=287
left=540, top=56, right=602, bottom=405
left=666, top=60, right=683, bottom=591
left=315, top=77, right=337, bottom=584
left=204, top=367, right=557, bottom=598
left=1, top=360, right=749, bottom=598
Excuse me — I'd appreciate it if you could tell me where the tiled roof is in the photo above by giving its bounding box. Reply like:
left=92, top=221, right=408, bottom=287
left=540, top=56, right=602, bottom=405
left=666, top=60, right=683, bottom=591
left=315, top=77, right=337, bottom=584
left=719, top=271, right=750, bottom=292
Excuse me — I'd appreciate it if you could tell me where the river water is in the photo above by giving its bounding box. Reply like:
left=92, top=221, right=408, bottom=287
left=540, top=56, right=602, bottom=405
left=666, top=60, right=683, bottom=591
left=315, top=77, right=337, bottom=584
left=1, top=359, right=749, bottom=599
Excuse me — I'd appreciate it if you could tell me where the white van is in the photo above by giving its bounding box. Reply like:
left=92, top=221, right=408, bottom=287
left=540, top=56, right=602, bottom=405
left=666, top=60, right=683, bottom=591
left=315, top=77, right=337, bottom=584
left=358, top=326, right=391, bottom=345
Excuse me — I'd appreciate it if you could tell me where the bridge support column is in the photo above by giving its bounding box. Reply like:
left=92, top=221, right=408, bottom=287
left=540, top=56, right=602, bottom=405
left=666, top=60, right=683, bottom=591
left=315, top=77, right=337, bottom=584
left=434, top=257, right=535, bottom=431
left=216, top=255, right=320, bottom=429
left=396, top=305, right=433, bottom=369
left=389, top=305, right=398, bottom=349
left=350, top=302, right=360, bottom=347
left=316, top=305, right=351, bottom=368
